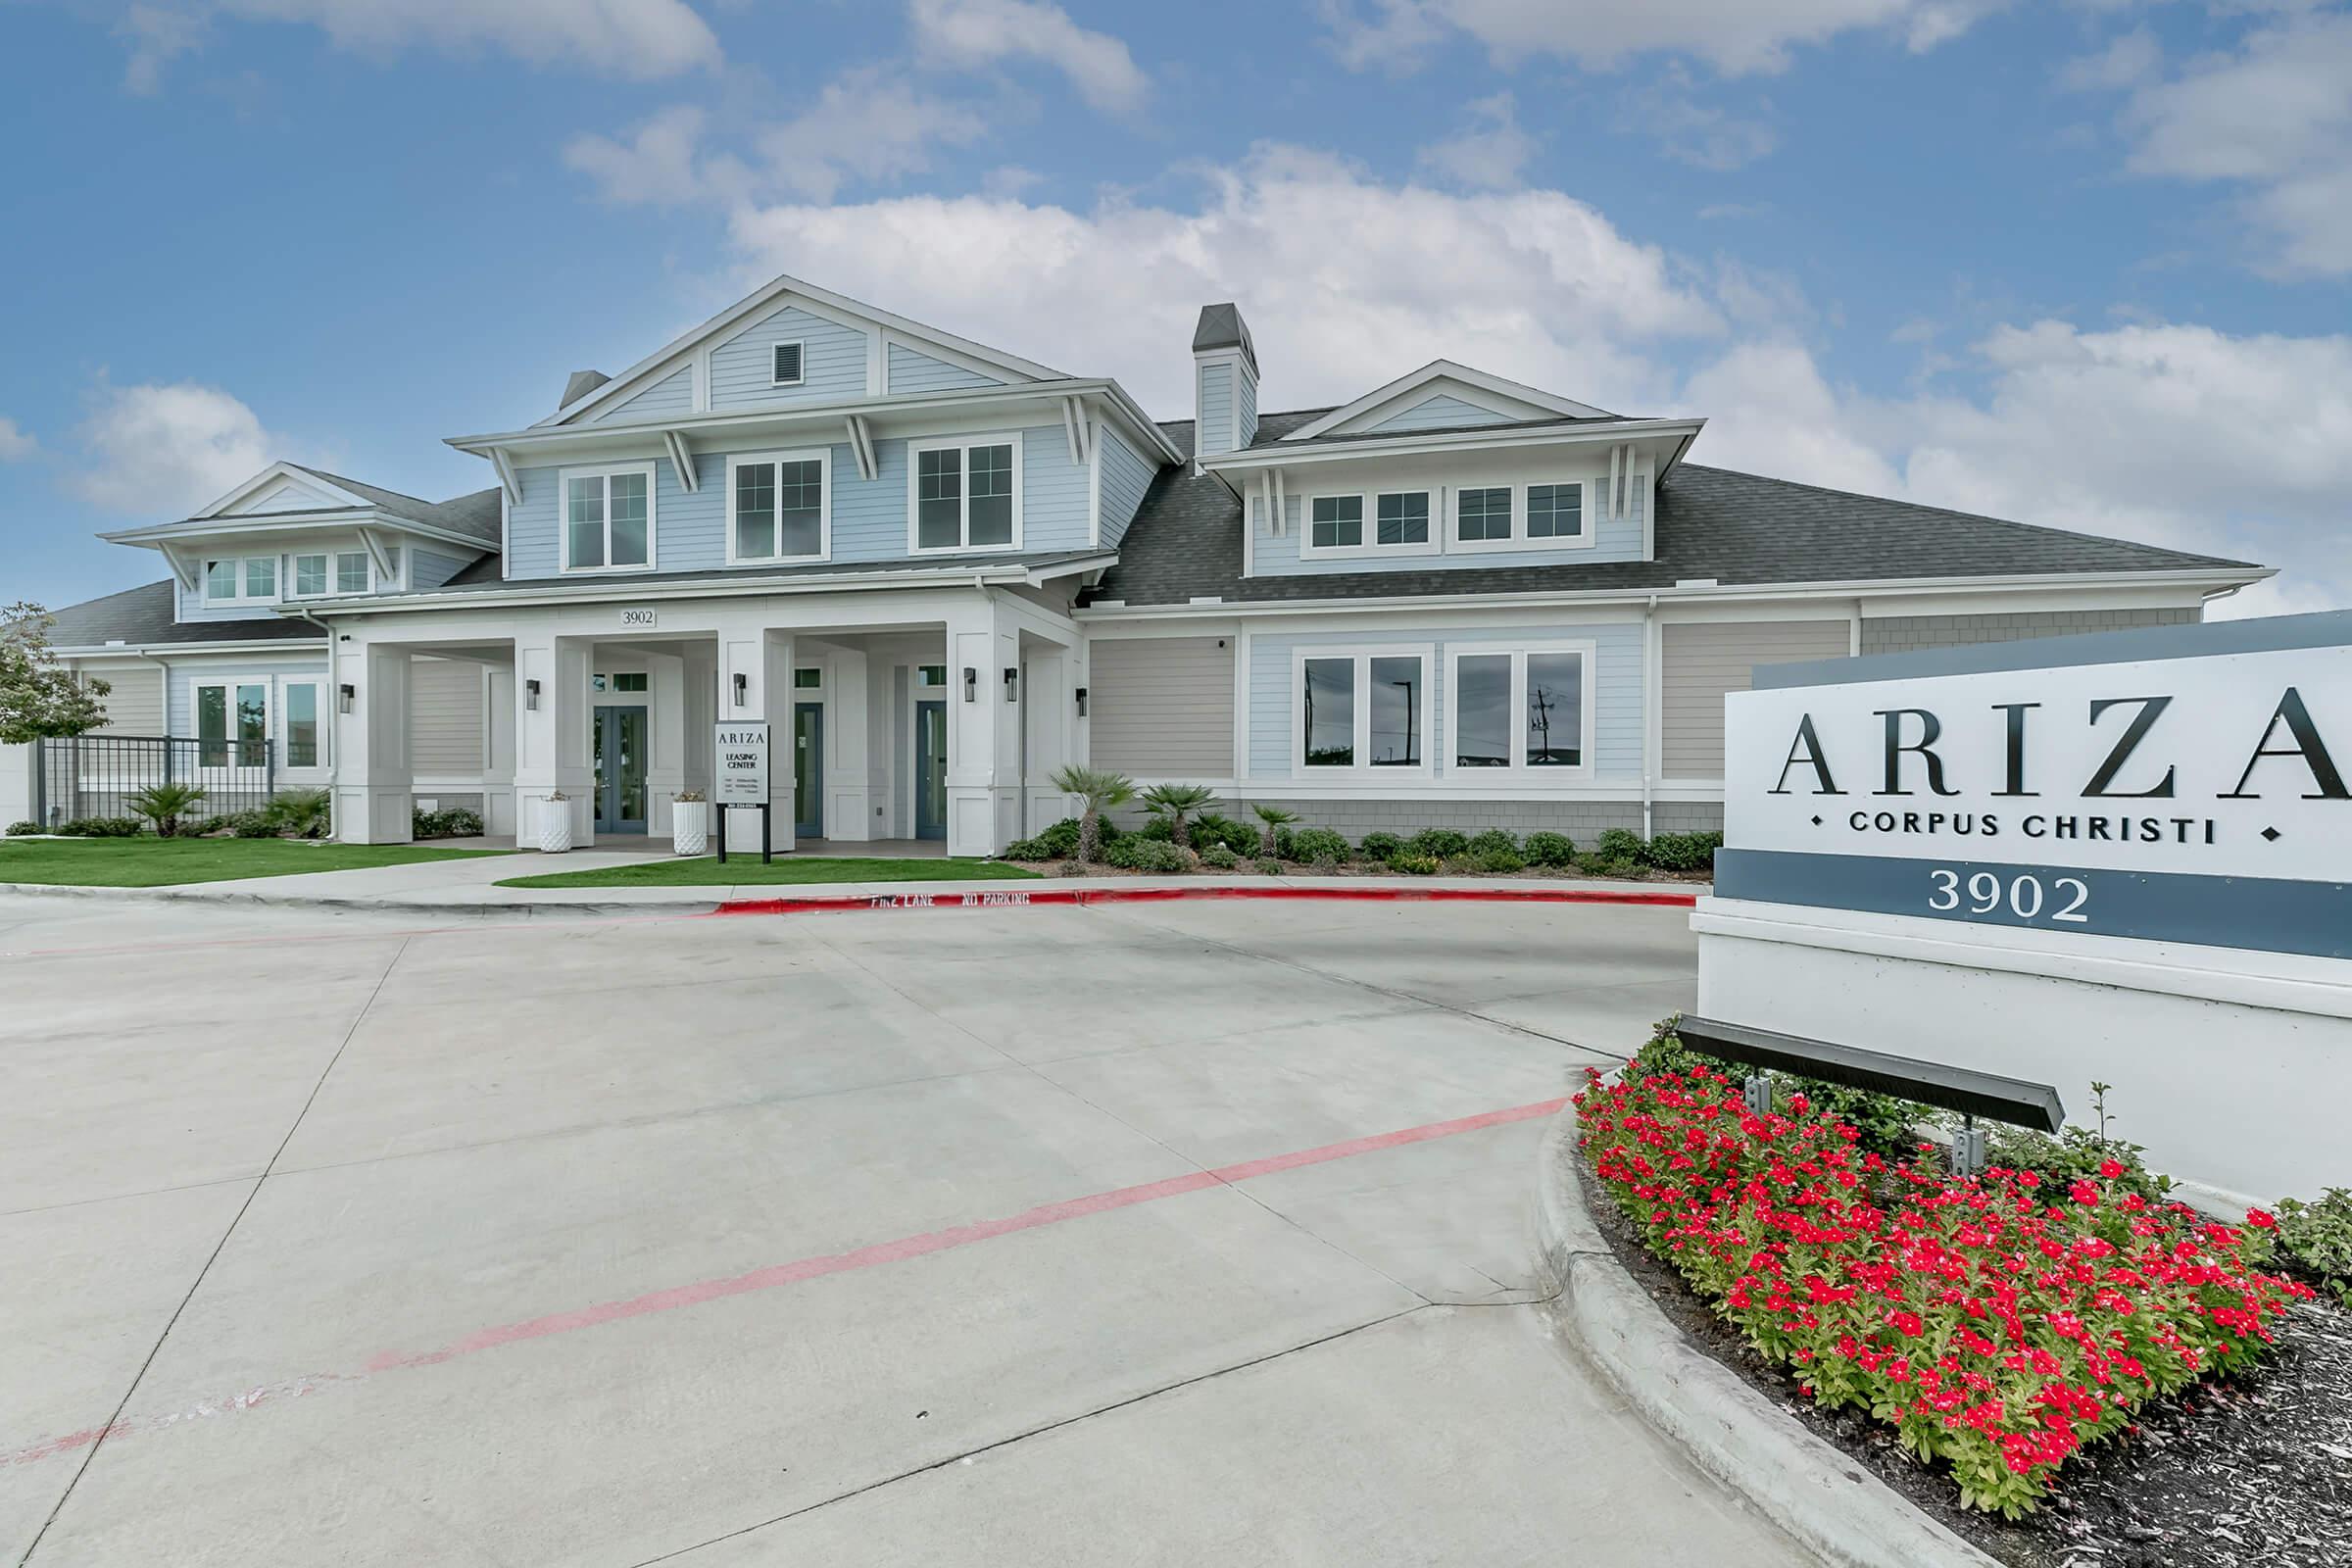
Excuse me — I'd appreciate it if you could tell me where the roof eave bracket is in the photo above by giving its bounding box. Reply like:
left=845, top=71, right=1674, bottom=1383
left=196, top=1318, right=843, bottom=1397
left=846, top=415, right=878, bottom=483
left=664, top=430, right=699, bottom=493
left=489, top=448, right=522, bottom=508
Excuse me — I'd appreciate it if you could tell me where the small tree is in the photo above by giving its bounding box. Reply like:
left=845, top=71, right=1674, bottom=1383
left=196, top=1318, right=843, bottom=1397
left=1249, top=803, right=1299, bottom=858
left=1139, top=782, right=1219, bottom=850
left=1051, top=764, right=1136, bottom=864
left=1, top=603, right=110, bottom=744
left=127, top=782, right=207, bottom=838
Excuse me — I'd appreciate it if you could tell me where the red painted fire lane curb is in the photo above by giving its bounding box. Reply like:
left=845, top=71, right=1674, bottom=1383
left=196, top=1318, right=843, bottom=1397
left=0, top=1096, right=1570, bottom=1470
left=710, top=884, right=1699, bottom=917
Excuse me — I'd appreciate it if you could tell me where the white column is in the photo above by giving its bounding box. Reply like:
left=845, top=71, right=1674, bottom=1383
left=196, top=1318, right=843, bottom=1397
left=482, top=665, right=516, bottom=837
left=646, top=651, right=687, bottom=840
left=715, top=612, right=794, bottom=853
left=1022, top=646, right=1074, bottom=837
left=824, top=648, right=873, bottom=842
left=514, top=630, right=592, bottom=849
left=944, top=595, right=1016, bottom=857
left=332, top=641, right=414, bottom=843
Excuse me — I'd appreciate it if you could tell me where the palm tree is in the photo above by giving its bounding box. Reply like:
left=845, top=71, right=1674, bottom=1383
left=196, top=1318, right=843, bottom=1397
left=126, top=782, right=207, bottom=839
left=1249, top=803, right=1298, bottom=858
left=1051, top=764, right=1137, bottom=864
left=1139, top=782, right=1218, bottom=850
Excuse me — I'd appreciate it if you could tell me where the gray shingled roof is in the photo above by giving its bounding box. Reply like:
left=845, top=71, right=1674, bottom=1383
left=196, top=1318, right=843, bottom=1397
left=1244, top=412, right=1637, bottom=451
left=283, top=466, right=503, bottom=544
left=33, top=581, right=321, bottom=649
left=1192, top=304, right=1258, bottom=377
left=1084, top=415, right=2260, bottom=608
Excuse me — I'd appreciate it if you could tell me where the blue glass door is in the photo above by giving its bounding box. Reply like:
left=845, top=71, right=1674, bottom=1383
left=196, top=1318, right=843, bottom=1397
left=914, top=700, right=947, bottom=841
left=794, top=702, right=824, bottom=839
left=593, top=705, right=649, bottom=834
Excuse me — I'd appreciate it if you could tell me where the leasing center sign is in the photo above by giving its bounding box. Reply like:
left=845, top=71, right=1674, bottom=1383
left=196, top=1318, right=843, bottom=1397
left=1718, top=614, right=2352, bottom=959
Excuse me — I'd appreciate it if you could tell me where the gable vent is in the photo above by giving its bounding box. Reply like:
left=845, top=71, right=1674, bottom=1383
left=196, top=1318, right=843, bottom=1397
left=772, top=342, right=804, bottom=386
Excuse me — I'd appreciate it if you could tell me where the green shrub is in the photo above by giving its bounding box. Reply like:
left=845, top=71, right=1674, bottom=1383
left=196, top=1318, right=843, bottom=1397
left=1523, top=830, right=1576, bottom=867
left=1466, top=828, right=1519, bottom=858
left=1286, top=826, right=1350, bottom=864
left=1357, top=830, right=1404, bottom=863
left=1390, top=853, right=1440, bottom=876
left=1199, top=843, right=1241, bottom=870
left=1471, top=846, right=1527, bottom=873
left=127, top=782, right=207, bottom=838
left=5, top=820, right=36, bottom=836
left=1253, top=856, right=1284, bottom=876
left=1105, top=836, right=1188, bottom=873
left=2272, top=1188, right=2352, bottom=1305
left=59, top=816, right=142, bottom=837
left=1406, top=828, right=1468, bottom=860
left=412, top=809, right=447, bottom=840
left=1134, top=815, right=1175, bottom=841
left=1008, top=816, right=1118, bottom=860
left=227, top=810, right=280, bottom=839
left=1191, top=811, right=1259, bottom=857
left=1581, top=853, right=1642, bottom=879
left=1002, top=836, right=1053, bottom=860
left=1592, top=827, right=1644, bottom=861
left=438, top=808, right=483, bottom=837
left=1644, top=830, right=1724, bottom=874
left=268, top=789, right=331, bottom=839
left=186, top=814, right=226, bottom=838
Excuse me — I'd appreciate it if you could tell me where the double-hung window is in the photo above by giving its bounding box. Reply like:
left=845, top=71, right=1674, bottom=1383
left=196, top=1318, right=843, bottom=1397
left=287, top=551, right=376, bottom=599
left=1297, top=648, right=1432, bottom=773
left=283, top=680, right=324, bottom=768
left=563, top=465, right=655, bottom=572
left=909, top=435, right=1020, bottom=552
left=195, top=681, right=270, bottom=768
left=202, top=557, right=278, bottom=604
left=1456, top=486, right=1513, bottom=543
left=294, top=554, right=329, bottom=598
left=1446, top=646, right=1592, bottom=774
left=729, top=450, right=829, bottom=564
left=337, top=551, right=370, bottom=593
left=1527, top=482, right=1585, bottom=541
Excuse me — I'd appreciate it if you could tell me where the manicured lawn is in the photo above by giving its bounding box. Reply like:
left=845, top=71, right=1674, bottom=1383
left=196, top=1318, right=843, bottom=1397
left=0, top=837, right=510, bottom=887
left=497, top=856, right=1043, bottom=889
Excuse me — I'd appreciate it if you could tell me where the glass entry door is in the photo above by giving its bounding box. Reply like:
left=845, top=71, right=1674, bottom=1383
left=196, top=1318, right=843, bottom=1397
left=914, top=700, right=947, bottom=841
left=592, top=705, right=649, bottom=834
left=794, top=702, right=824, bottom=840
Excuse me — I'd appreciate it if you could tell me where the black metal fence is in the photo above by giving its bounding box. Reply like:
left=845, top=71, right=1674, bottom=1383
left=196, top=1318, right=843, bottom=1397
left=31, top=735, right=279, bottom=827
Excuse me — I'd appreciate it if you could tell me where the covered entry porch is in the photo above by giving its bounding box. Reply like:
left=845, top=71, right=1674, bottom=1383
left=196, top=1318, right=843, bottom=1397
left=327, top=583, right=1085, bottom=858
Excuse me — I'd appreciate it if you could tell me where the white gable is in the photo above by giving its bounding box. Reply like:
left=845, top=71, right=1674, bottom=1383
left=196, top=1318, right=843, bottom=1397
left=1286, top=362, right=1616, bottom=442
left=193, top=462, right=378, bottom=519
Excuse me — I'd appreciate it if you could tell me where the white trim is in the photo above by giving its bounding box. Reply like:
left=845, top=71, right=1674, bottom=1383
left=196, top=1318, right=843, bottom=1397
left=1290, top=643, right=1436, bottom=777
left=284, top=548, right=379, bottom=601
left=1294, top=487, right=1440, bottom=562
left=489, top=448, right=521, bottom=508
left=102, top=511, right=498, bottom=558
left=1282, top=361, right=1615, bottom=442
left=724, top=447, right=833, bottom=567
left=200, top=552, right=282, bottom=607
left=1448, top=483, right=1517, bottom=554
left=539, top=271, right=1062, bottom=429
left=663, top=429, right=699, bottom=494
left=1443, top=642, right=1597, bottom=781
left=769, top=339, right=806, bottom=388
left=1202, top=416, right=1705, bottom=473
left=279, top=675, right=330, bottom=771
left=556, top=462, right=660, bottom=575
left=906, top=430, right=1024, bottom=555
left=846, top=414, right=878, bottom=482
left=191, top=462, right=378, bottom=520
left=190, top=675, right=273, bottom=769
left=1300, top=491, right=1368, bottom=555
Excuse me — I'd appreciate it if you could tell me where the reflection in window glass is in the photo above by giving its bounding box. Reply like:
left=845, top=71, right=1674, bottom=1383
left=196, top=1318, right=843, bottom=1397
left=1375, top=492, right=1428, bottom=545
left=198, top=685, right=228, bottom=766
left=337, top=552, right=369, bottom=594
left=1454, top=655, right=1511, bottom=767
left=734, top=462, right=776, bottom=559
left=567, top=476, right=606, bottom=568
left=1368, top=657, right=1422, bottom=766
left=1302, top=658, right=1353, bottom=766
left=778, top=459, right=824, bottom=556
left=1528, top=483, right=1582, bottom=539
left=244, top=558, right=276, bottom=598
left=916, top=663, right=948, bottom=687
left=1457, top=487, right=1512, bottom=542
left=968, top=445, right=1014, bottom=546
left=294, top=555, right=327, bottom=597
left=917, top=449, right=962, bottom=549
left=286, top=684, right=319, bottom=767
left=1526, top=652, right=1582, bottom=766
left=609, top=473, right=649, bottom=566
left=1310, top=496, right=1363, bottom=549
left=206, top=561, right=237, bottom=599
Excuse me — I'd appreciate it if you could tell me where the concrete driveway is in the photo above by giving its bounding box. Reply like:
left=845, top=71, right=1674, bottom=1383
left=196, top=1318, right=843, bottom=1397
left=0, top=892, right=1809, bottom=1566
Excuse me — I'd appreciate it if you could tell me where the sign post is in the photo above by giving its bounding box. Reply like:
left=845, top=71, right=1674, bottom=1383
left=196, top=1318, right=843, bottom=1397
left=712, top=720, right=772, bottom=865
left=1700, top=611, right=2352, bottom=1206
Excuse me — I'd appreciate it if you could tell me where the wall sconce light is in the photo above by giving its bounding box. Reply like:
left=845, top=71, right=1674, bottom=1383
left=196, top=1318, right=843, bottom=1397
left=338, top=682, right=357, bottom=715
left=1074, top=686, right=1089, bottom=717
left=962, top=666, right=977, bottom=703
left=1003, top=667, right=1019, bottom=703
left=732, top=671, right=749, bottom=709
left=524, top=678, right=541, bottom=711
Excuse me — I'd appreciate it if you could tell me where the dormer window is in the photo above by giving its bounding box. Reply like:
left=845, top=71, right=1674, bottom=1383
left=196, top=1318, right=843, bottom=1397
left=203, top=556, right=279, bottom=604
left=290, top=550, right=378, bottom=598
left=1457, top=487, right=1512, bottom=543
left=771, top=341, right=805, bottom=387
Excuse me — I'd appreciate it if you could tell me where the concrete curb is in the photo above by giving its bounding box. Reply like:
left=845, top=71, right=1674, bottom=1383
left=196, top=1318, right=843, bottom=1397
left=1533, top=1108, right=2001, bottom=1568
left=712, top=884, right=1700, bottom=916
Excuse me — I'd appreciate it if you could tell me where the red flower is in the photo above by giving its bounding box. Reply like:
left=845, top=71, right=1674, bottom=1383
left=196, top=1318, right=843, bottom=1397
left=2244, top=1207, right=2278, bottom=1230
left=2097, top=1158, right=2125, bottom=1179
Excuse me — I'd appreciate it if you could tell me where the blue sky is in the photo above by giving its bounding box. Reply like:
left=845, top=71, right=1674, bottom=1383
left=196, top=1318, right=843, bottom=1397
left=5, top=0, right=2348, bottom=614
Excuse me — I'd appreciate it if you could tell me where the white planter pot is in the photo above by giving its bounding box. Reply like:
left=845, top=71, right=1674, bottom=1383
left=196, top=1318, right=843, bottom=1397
left=672, top=801, right=710, bottom=857
left=538, top=800, right=575, bottom=854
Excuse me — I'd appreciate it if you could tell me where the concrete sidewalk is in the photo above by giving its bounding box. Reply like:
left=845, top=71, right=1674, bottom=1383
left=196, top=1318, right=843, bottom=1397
left=0, top=849, right=1708, bottom=916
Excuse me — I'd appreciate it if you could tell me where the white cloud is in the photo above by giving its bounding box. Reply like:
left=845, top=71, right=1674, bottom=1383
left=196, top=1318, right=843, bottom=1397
left=726, top=143, right=1725, bottom=416
left=1415, top=92, right=1538, bottom=188
left=0, top=417, right=35, bottom=463
left=2105, top=10, right=2352, bottom=276
left=70, top=382, right=279, bottom=518
left=116, top=0, right=718, bottom=90
left=567, top=73, right=991, bottom=207
left=906, top=0, right=1148, bottom=112
left=2058, top=26, right=2158, bottom=93
left=1322, top=0, right=2009, bottom=76
left=1620, top=70, right=1780, bottom=170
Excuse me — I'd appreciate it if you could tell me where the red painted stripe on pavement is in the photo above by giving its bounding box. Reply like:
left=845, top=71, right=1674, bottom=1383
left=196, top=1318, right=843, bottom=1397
left=712, top=885, right=1697, bottom=917
left=1, top=1095, right=1569, bottom=1469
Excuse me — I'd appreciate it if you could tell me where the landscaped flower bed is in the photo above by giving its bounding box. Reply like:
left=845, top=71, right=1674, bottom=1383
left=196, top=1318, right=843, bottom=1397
left=1577, top=1052, right=2314, bottom=1519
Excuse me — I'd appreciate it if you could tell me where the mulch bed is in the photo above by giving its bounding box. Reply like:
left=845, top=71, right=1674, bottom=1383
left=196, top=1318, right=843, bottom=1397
left=1578, top=1147, right=2352, bottom=1568
left=1003, top=859, right=1709, bottom=884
